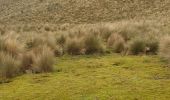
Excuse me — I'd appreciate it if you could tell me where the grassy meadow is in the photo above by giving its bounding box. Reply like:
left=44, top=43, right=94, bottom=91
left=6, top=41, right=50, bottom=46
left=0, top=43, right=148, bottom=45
left=0, top=54, right=170, bottom=100
left=0, top=20, right=170, bottom=100
left=0, top=21, right=170, bottom=100
left=0, top=0, right=170, bottom=99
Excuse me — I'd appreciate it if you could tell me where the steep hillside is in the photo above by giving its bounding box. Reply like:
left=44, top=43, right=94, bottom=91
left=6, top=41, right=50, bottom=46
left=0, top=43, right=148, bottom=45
left=0, top=0, right=170, bottom=24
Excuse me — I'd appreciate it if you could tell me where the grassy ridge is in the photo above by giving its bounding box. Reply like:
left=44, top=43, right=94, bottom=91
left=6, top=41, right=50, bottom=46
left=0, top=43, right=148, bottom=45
left=0, top=54, right=170, bottom=100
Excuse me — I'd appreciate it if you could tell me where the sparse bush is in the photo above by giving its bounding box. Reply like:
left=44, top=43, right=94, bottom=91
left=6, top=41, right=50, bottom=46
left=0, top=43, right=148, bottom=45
left=65, top=38, right=84, bottom=55
left=107, top=33, right=125, bottom=53
left=129, top=38, right=146, bottom=55
left=0, top=52, right=21, bottom=78
left=84, top=34, right=105, bottom=54
left=31, top=45, right=55, bottom=73
left=159, top=36, right=170, bottom=62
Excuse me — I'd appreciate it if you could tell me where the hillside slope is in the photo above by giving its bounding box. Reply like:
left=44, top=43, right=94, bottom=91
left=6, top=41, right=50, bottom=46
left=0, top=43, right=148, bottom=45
left=0, top=0, right=170, bottom=24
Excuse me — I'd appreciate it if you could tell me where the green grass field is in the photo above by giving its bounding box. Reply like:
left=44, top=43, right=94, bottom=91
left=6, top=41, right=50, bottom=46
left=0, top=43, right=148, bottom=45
left=0, top=54, right=170, bottom=100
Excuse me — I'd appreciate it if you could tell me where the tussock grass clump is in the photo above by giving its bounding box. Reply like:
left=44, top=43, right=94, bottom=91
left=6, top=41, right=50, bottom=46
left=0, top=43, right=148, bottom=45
left=31, top=45, right=55, bottom=73
left=20, top=52, right=34, bottom=72
left=2, top=38, right=23, bottom=56
left=159, top=36, right=170, bottom=62
left=0, top=33, right=24, bottom=57
left=0, top=52, right=21, bottom=79
left=0, top=35, right=4, bottom=49
left=25, top=33, right=56, bottom=50
left=0, top=21, right=168, bottom=80
left=0, top=33, right=24, bottom=80
left=129, top=38, right=146, bottom=55
left=92, top=24, right=114, bottom=41
left=21, top=45, right=55, bottom=73
left=145, top=36, right=159, bottom=54
left=0, top=28, right=5, bottom=35
left=0, top=32, right=56, bottom=80
left=56, top=34, right=67, bottom=47
left=54, top=45, right=64, bottom=56
left=84, top=34, right=105, bottom=54
left=65, top=38, right=84, bottom=55
left=107, top=33, right=125, bottom=53
left=116, top=24, right=140, bottom=41
left=113, top=21, right=157, bottom=42
left=146, top=40, right=159, bottom=54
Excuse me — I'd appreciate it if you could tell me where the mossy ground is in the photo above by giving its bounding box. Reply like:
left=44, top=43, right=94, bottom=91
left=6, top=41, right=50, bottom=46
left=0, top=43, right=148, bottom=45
left=0, top=54, right=170, bottom=100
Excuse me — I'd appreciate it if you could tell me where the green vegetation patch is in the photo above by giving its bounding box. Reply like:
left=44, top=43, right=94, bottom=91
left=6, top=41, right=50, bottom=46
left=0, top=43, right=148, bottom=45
left=0, top=54, right=170, bottom=100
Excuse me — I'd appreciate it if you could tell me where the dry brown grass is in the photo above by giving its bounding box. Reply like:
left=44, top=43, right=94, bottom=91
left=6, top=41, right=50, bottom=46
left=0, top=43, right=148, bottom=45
left=65, top=37, right=84, bottom=55
left=0, top=20, right=169, bottom=80
left=107, top=33, right=125, bottom=53
left=0, top=0, right=169, bottom=24
left=159, top=36, right=170, bottom=62
left=25, top=32, right=56, bottom=50
left=128, top=37, right=146, bottom=55
left=0, top=52, right=21, bottom=79
left=31, top=45, right=55, bottom=73
left=0, top=33, right=24, bottom=57
left=84, top=34, right=105, bottom=54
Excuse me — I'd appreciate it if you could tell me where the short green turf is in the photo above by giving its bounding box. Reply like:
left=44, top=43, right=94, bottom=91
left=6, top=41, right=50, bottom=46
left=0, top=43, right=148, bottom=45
left=0, top=54, right=170, bottom=100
